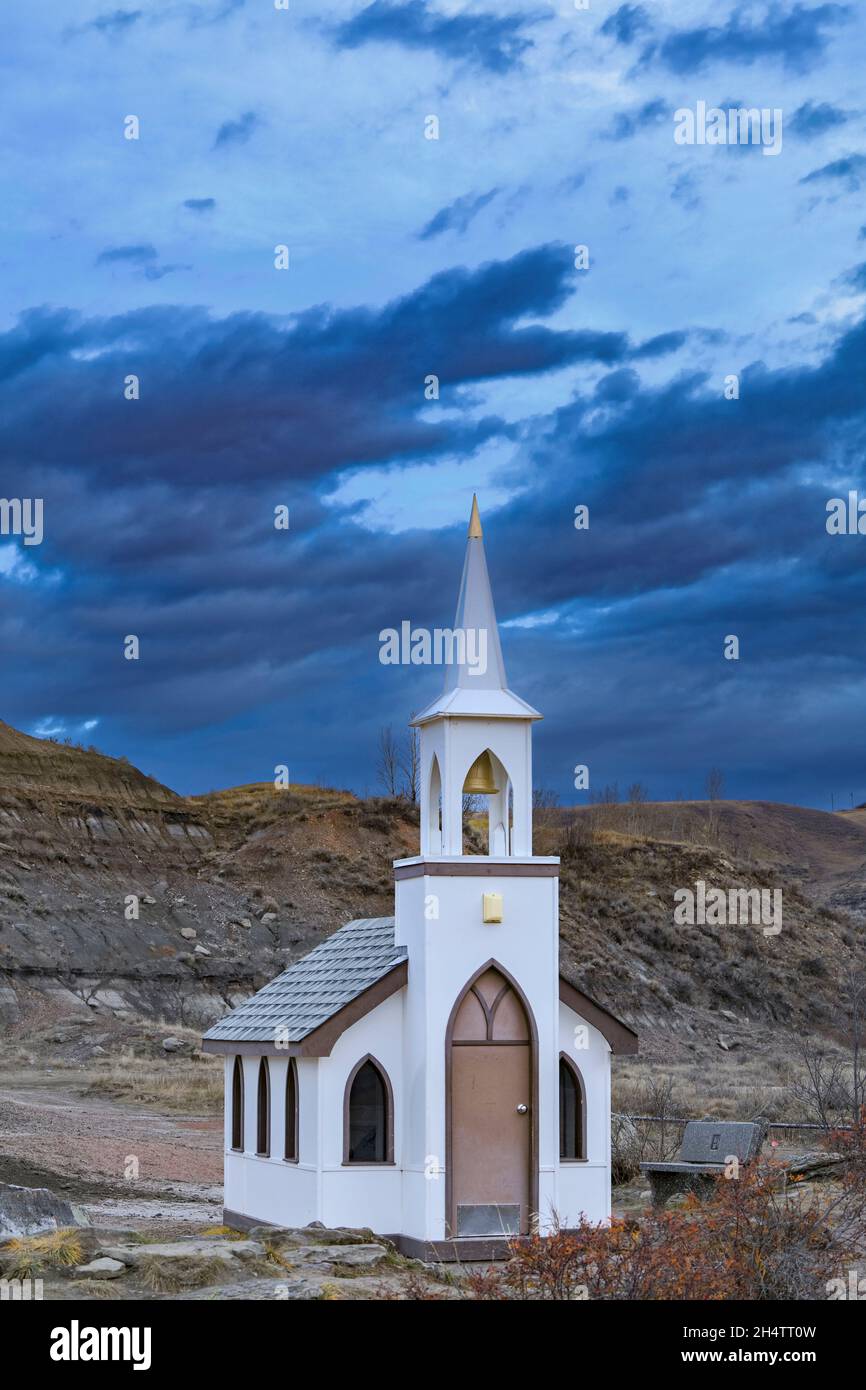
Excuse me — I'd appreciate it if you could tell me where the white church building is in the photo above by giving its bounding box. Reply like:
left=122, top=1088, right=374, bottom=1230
left=203, top=498, right=637, bottom=1259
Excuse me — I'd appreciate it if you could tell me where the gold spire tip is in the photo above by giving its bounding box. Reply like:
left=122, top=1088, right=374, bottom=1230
left=468, top=493, right=483, bottom=539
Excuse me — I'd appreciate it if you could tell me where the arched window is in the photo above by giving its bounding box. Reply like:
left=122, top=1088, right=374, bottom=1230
left=559, top=1055, right=586, bottom=1161
left=231, top=1056, right=244, bottom=1151
left=284, top=1059, right=298, bottom=1163
left=256, top=1057, right=270, bottom=1157
left=344, top=1056, right=393, bottom=1164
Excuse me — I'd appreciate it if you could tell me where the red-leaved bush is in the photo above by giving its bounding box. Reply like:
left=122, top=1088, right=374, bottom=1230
left=468, top=1157, right=866, bottom=1301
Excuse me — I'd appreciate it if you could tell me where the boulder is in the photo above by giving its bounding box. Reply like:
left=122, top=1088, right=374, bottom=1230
left=97, top=1239, right=264, bottom=1267
left=0, top=1183, right=79, bottom=1239
left=162, top=1037, right=182, bottom=1052
left=784, top=1152, right=846, bottom=1181
left=73, top=1257, right=126, bottom=1280
left=279, top=1243, right=389, bottom=1269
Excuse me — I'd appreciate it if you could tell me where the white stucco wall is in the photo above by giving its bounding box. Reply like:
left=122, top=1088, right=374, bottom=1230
left=554, top=1000, right=612, bottom=1227
left=223, top=1053, right=320, bottom=1228
left=395, top=860, right=563, bottom=1241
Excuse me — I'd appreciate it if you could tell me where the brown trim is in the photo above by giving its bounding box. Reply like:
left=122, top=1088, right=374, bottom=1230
left=202, top=960, right=408, bottom=1058
left=395, top=860, right=558, bottom=880
left=559, top=1052, right=588, bottom=1162
left=255, top=1056, right=270, bottom=1157
left=445, top=959, right=539, bottom=1240
left=230, top=1055, right=244, bottom=1152
left=220, top=1213, right=579, bottom=1265
left=391, top=1234, right=523, bottom=1263
left=342, top=1053, right=395, bottom=1165
left=284, top=1057, right=299, bottom=1163
left=559, top=976, right=638, bottom=1054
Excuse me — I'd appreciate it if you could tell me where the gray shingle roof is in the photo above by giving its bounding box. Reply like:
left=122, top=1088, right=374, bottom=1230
left=203, top=916, right=405, bottom=1044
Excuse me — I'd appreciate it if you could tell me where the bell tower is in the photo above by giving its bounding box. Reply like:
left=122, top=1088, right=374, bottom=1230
left=394, top=495, right=562, bottom=1247
left=413, top=495, right=541, bottom=859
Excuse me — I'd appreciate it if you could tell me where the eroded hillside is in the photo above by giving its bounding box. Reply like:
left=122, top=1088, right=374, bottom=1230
left=0, top=723, right=864, bottom=1067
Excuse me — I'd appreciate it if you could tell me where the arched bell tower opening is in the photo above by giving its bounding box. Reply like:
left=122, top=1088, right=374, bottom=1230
left=461, top=747, right=511, bottom=856
left=427, top=754, right=443, bottom=855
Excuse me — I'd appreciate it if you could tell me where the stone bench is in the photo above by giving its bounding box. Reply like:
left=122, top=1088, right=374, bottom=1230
left=640, top=1118, right=768, bottom=1209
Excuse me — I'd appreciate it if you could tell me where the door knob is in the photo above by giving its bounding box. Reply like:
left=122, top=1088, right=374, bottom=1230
left=516, top=1104, right=528, bottom=1115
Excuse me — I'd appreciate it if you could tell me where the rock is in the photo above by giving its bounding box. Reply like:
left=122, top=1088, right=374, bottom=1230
left=73, top=1257, right=126, bottom=1280
left=279, top=1243, right=389, bottom=1269
left=89, top=1044, right=107, bottom=1056
left=248, top=1223, right=387, bottom=1249
left=194, top=945, right=211, bottom=956
left=142, top=895, right=157, bottom=906
left=261, top=913, right=277, bottom=924
left=98, top=1240, right=264, bottom=1266
left=719, top=1009, right=738, bottom=1022
left=162, top=1037, right=182, bottom=1052
left=180, top=927, right=197, bottom=941
left=717, top=1034, right=739, bottom=1050
left=785, top=1152, right=846, bottom=1181
left=239, top=918, right=252, bottom=929
left=0, top=1182, right=80, bottom=1239
left=177, top=1276, right=322, bottom=1301
left=611, top=1113, right=641, bottom=1185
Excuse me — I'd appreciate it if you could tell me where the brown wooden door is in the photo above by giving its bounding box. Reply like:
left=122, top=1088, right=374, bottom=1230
left=448, top=965, right=535, bottom=1238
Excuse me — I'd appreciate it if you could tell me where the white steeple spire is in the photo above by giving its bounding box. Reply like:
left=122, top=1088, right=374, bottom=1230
left=412, top=496, right=540, bottom=725
left=446, top=493, right=508, bottom=694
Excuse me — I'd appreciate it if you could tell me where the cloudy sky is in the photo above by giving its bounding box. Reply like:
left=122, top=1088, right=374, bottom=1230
left=2, top=0, right=866, bottom=807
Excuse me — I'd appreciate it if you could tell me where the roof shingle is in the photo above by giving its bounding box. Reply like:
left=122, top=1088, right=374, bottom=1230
left=203, top=916, right=405, bottom=1044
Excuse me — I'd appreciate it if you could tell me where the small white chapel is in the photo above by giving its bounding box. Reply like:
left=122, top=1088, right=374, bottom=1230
left=203, top=498, right=637, bottom=1259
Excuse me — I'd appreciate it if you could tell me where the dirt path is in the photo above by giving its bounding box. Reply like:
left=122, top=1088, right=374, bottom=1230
left=0, top=1073, right=223, bottom=1227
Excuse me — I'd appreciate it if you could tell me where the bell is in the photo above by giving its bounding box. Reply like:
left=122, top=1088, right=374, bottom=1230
left=462, top=750, right=499, bottom=796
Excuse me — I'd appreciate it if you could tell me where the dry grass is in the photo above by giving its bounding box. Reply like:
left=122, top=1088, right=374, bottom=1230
left=72, top=1279, right=123, bottom=1299
left=81, top=1051, right=223, bottom=1112
left=2, top=1228, right=84, bottom=1278
left=138, top=1252, right=235, bottom=1293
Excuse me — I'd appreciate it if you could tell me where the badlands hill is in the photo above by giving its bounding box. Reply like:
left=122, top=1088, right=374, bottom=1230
left=0, top=721, right=863, bottom=1069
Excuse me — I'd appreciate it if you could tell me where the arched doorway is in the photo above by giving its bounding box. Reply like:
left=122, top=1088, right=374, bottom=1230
left=445, top=962, right=537, bottom=1238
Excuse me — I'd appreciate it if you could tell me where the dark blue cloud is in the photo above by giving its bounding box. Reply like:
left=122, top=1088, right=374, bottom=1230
left=96, top=244, right=157, bottom=265
left=183, top=197, right=217, bottom=212
left=214, top=111, right=261, bottom=148
left=67, top=8, right=143, bottom=38
left=3, top=251, right=866, bottom=805
left=0, top=247, right=663, bottom=490
left=842, top=261, right=866, bottom=291
left=95, top=245, right=188, bottom=280
left=604, top=98, right=667, bottom=141
left=789, top=99, right=852, bottom=138
left=329, top=0, right=544, bottom=74
left=599, top=4, right=653, bottom=46
left=417, top=188, right=499, bottom=240
left=644, top=3, right=850, bottom=76
left=800, top=153, right=866, bottom=188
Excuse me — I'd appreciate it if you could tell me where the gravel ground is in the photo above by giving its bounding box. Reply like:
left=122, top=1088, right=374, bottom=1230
left=0, top=1067, right=223, bottom=1226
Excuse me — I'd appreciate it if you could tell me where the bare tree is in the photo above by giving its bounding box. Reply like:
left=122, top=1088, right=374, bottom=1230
left=626, top=781, right=649, bottom=836
left=377, top=725, right=400, bottom=798
left=706, top=767, right=724, bottom=800
left=533, top=787, right=560, bottom=834
left=398, top=722, right=420, bottom=804
left=787, top=969, right=866, bottom=1129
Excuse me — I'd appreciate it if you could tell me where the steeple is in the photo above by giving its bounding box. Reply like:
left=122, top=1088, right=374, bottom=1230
left=413, top=497, right=540, bottom=858
left=412, top=496, right=540, bottom=725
